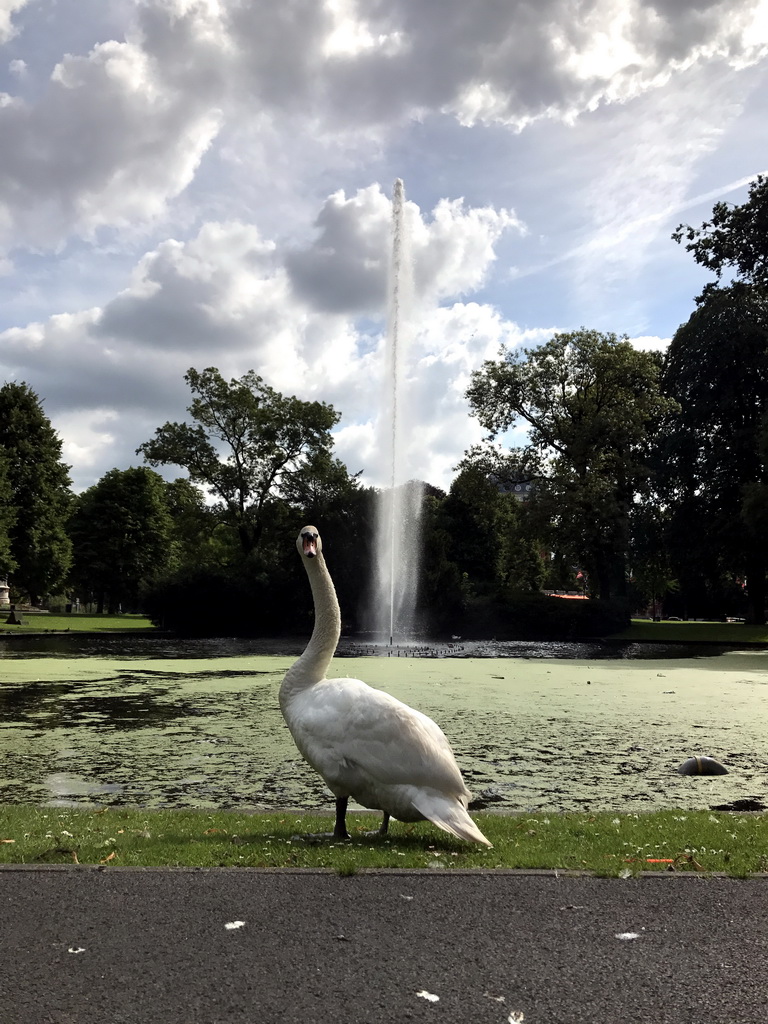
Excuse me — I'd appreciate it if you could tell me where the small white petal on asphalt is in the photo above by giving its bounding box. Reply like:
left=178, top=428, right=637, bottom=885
left=400, top=894, right=414, bottom=900
left=67, top=947, right=85, bottom=954
left=483, top=991, right=506, bottom=1003
left=508, top=1012, right=526, bottom=1024
left=615, top=932, right=641, bottom=940
left=416, top=990, right=439, bottom=1002
left=224, top=920, right=246, bottom=930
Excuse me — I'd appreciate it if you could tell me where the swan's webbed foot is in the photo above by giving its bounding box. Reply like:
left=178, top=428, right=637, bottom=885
left=294, top=830, right=350, bottom=844
left=290, top=797, right=352, bottom=843
left=363, top=812, right=390, bottom=838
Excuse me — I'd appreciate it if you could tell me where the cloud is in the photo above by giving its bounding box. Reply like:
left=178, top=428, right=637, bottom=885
left=2, top=0, right=764, bottom=257
left=0, top=186, right=522, bottom=490
left=285, top=183, right=521, bottom=314
left=0, top=1, right=29, bottom=44
left=245, top=0, right=768, bottom=129
left=628, top=334, right=671, bottom=351
left=0, top=37, right=221, bottom=251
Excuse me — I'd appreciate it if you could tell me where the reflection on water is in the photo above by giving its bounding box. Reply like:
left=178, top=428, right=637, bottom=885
left=1, top=648, right=767, bottom=814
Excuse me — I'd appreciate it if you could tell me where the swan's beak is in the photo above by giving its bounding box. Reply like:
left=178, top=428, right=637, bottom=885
left=302, top=533, right=318, bottom=558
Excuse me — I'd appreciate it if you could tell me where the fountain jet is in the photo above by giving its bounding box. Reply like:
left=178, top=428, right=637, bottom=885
left=371, top=180, right=424, bottom=644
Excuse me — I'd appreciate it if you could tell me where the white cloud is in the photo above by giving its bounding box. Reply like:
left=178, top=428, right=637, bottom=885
left=0, top=0, right=29, bottom=44
left=0, top=187, right=522, bottom=490
left=56, top=409, right=120, bottom=471
left=629, top=334, right=671, bottom=352
left=285, top=183, right=521, bottom=314
left=1, top=0, right=764, bottom=258
left=0, top=38, right=222, bottom=251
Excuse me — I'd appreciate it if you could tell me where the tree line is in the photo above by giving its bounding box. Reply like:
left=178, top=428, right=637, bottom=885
left=1, top=178, right=766, bottom=632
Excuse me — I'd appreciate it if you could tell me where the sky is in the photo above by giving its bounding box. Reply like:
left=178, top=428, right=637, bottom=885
left=0, top=0, right=766, bottom=495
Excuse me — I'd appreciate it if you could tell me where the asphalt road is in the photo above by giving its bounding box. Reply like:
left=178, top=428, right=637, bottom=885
left=1, top=868, right=766, bottom=1024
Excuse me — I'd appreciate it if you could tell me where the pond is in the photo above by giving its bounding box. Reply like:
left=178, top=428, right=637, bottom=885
left=1, top=634, right=767, bottom=815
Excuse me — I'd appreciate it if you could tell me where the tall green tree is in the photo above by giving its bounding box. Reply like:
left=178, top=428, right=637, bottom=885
left=0, top=382, right=72, bottom=603
left=137, top=367, right=340, bottom=557
left=438, top=464, right=543, bottom=598
left=68, top=467, right=175, bottom=613
left=466, top=329, right=676, bottom=602
left=163, top=477, right=233, bottom=571
left=659, top=284, right=768, bottom=623
left=673, top=175, right=768, bottom=288
left=0, top=449, right=17, bottom=579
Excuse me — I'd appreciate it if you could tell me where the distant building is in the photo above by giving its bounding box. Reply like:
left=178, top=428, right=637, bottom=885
left=490, top=475, right=535, bottom=501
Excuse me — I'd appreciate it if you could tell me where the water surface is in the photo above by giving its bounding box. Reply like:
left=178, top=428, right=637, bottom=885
left=2, top=649, right=767, bottom=815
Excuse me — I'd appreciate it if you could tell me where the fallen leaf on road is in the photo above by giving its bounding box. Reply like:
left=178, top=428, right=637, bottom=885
left=615, top=932, right=640, bottom=940
left=416, top=990, right=439, bottom=1002
left=224, top=920, right=245, bottom=930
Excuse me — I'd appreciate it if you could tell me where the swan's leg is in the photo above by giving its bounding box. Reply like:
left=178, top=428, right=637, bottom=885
left=363, top=811, right=390, bottom=838
left=333, top=796, right=351, bottom=840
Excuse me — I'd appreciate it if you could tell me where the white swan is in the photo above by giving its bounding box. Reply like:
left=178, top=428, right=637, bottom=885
left=279, top=525, right=492, bottom=847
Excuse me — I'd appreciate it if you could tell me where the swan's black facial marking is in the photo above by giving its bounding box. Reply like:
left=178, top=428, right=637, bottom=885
left=301, top=530, right=319, bottom=558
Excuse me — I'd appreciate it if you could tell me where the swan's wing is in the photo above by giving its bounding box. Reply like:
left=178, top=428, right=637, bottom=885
left=286, top=677, right=469, bottom=796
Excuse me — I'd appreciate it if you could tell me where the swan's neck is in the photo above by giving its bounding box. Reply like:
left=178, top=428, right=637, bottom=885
left=282, top=552, right=340, bottom=699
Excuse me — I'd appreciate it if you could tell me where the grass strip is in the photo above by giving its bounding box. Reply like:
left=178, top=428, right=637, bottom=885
left=613, top=620, right=768, bottom=644
left=1, top=806, right=766, bottom=876
left=0, top=613, right=155, bottom=634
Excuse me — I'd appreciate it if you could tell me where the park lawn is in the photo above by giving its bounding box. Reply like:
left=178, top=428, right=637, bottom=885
left=1, top=806, right=766, bottom=877
left=611, top=620, right=768, bottom=644
left=0, top=613, right=155, bottom=633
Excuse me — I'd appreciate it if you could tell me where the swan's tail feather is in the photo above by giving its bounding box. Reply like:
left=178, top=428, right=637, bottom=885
left=414, top=795, right=493, bottom=847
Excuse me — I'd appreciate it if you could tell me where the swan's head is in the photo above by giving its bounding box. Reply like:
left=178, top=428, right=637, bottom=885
left=297, top=525, right=321, bottom=559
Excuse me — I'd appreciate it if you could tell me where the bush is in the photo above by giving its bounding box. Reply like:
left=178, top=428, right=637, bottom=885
left=436, top=592, right=629, bottom=639
left=141, top=563, right=303, bottom=636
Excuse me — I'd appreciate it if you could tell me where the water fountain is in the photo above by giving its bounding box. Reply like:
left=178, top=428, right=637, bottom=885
left=370, top=180, right=424, bottom=645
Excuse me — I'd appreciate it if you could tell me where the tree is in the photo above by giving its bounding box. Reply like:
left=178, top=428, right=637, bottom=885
left=438, top=464, right=543, bottom=598
left=137, top=367, right=340, bottom=557
left=163, top=477, right=233, bottom=571
left=466, top=329, right=676, bottom=602
left=658, top=283, right=768, bottom=623
left=673, top=175, right=768, bottom=288
left=0, top=382, right=72, bottom=603
left=68, top=467, right=174, bottom=613
left=0, top=450, right=17, bottom=579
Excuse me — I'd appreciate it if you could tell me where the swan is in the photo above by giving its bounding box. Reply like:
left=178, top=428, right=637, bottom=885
left=279, top=525, right=492, bottom=847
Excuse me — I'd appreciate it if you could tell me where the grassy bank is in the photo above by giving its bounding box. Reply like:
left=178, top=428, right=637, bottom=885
left=0, top=613, right=155, bottom=634
left=611, top=620, right=768, bottom=644
left=1, top=807, right=766, bottom=876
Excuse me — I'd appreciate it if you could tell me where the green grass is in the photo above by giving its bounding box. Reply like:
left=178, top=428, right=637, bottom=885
left=0, top=613, right=155, bottom=634
left=1, top=807, right=766, bottom=876
left=611, top=620, right=768, bottom=644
